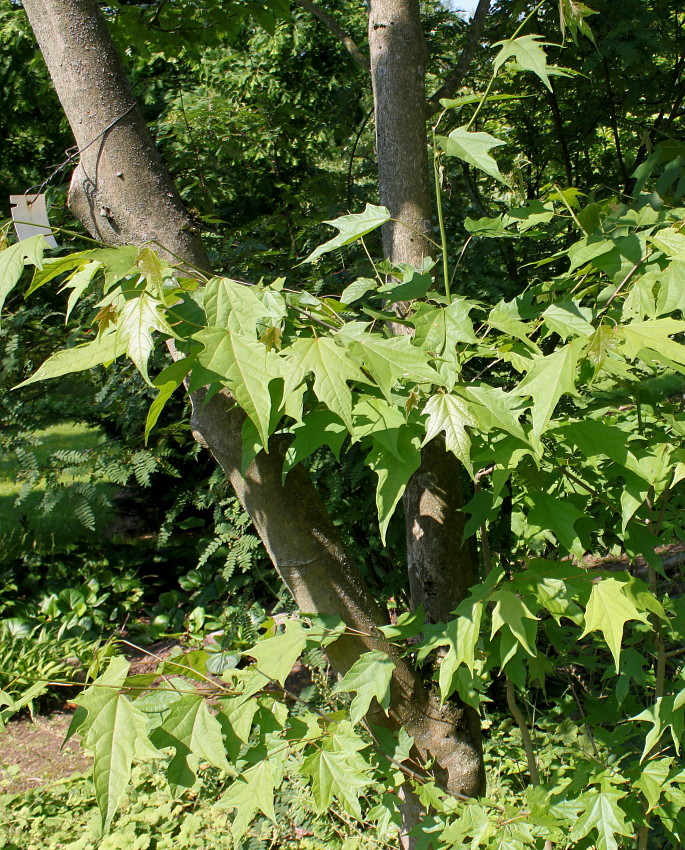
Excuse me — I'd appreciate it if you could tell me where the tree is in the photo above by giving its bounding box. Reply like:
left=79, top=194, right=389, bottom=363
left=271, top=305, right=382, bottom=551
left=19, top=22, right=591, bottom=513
left=6, top=0, right=685, bottom=846
left=20, top=0, right=487, bottom=811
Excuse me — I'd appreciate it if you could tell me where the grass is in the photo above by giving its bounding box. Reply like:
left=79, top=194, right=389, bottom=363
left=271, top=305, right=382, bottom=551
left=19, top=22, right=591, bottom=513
left=0, top=421, right=115, bottom=558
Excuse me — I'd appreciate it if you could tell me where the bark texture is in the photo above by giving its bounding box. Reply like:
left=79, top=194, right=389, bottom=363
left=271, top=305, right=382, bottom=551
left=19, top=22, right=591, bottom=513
left=24, top=0, right=485, bottom=808
left=368, top=0, right=433, bottom=266
left=368, top=0, right=484, bottom=818
left=23, top=0, right=209, bottom=266
left=404, top=438, right=475, bottom=622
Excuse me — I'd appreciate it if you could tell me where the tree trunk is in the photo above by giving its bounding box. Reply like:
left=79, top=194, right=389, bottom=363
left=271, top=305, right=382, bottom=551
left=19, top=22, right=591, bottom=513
left=368, top=0, right=485, bottom=840
left=24, top=0, right=485, bottom=823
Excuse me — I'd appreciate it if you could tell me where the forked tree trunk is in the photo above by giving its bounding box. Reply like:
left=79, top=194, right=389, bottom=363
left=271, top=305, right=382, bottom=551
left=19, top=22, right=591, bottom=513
left=23, top=0, right=485, bottom=834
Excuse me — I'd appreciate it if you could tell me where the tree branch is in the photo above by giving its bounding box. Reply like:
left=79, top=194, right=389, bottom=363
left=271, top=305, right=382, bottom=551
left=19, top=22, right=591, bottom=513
left=426, top=0, right=491, bottom=118
left=294, top=0, right=370, bottom=71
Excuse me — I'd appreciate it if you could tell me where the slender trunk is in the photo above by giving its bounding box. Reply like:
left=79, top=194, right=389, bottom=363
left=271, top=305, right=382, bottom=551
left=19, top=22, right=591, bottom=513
left=368, top=0, right=485, bottom=835
left=25, top=0, right=484, bottom=822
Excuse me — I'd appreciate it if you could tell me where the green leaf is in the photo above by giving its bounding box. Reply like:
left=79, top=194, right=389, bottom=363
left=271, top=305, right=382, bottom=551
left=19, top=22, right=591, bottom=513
left=216, top=759, right=281, bottom=840
left=301, top=726, right=372, bottom=819
left=14, top=331, right=127, bottom=388
left=423, top=393, right=477, bottom=472
left=303, top=204, right=391, bottom=263
left=0, top=235, right=48, bottom=326
left=635, top=758, right=672, bottom=811
left=503, top=199, right=555, bottom=232
left=74, top=657, right=160, bottom=832
left=340, top=277, right=377, bottom=305
left=621, top=318, right=685, bottom=366
left=244, top=620, right=309, bottom=686
left=487, top=298, right=539, bottom=347
left=367, top=429, right=422, bottom=544
left=203, top=276, right=267, bottom=334
left=580, top=578, right=649, bottom=671
left=460, top=385, right=528, bottom=443
left=513, top=338, right=586, bottom=436
left=632, top=685, right=685, bottom=759
left=438, top=602, right=483, bottom=702
left=116, top=291, right=176, bottom=383
left=288, top=336, right=367, bottom=430
left=283, top=409, right=347, bottom=476
left=526, top=491, right=589, bottom=557
left=136, top=246, right=167, bottom=291
left=568, top=789, right=632, bottom=850
left=412, top=299, right=478, bottom=353
left=437, top=126, right=508, bottom=184
left=649, top=227, right=685, bottom=257
left=195, top=327, right=282, bottom=444
left=145, top=355, right=194, bottom=442
left=440, top=93, right=525, bottom=109
left=492, top=34, right=558, bottom=91
left=490, top=590, right=539, bottom=658
left=350, top=335, right=443, bottom=401
left=60, top=260, right=103, bottom=322
left=567, top=235, right=616, bottom=272
left=151, top=693, right=230, bottom=789
left=333, top=650, right=395, bottom=724
left=376, top=262, right=434, bottom=302
left=542, top=300, right=594, bottom=340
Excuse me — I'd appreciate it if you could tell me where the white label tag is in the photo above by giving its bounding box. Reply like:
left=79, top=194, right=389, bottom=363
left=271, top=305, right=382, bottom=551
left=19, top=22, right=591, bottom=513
left=10, top=194, right=58, bottom=249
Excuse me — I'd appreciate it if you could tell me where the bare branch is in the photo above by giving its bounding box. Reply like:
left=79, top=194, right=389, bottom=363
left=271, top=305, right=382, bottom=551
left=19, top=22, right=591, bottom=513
left=426, top=0, right=491, bottom=118
left=294, top=0, right=370, bottom=72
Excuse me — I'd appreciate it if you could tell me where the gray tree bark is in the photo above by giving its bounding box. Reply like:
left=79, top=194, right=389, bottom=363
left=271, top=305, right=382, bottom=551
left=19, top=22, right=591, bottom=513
left=23, top=0, right=485, bottom=820
left=368, top=0, right=485, bottom=842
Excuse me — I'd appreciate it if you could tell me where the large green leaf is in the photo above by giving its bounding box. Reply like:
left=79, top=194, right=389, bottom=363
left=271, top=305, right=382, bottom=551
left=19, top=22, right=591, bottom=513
left=74, top=657, right=160, bottom=831
left=542, top=299, right=594, bottom=340
left=303, top=204, right=390, bottom=263
left=621, top=318, right=685, bottom=365
left=568, top=789, right=632, bottom=850
left=350, top=335, right=443, bottom=401
left=216, top=759, right=281, bottom=840
left=203, top=276, right=269, bottom=333
left=145, top=354, right=195, bottom=442
left=490, top=590, right=538, bottom=657
left=301, top=726, right=372, bottom=818
left=438, top=603, right=483, bottom=702
left=525, top=491, right=588, bottom=558
left=437, top=127, right=508, bottom=184
left=632, top=687, right=685, bottom=759
left=333, top=650, right=395, bottom=724
left=15, top=331, right=127, bottom=388
left=195, top=327, right=282, bottom=444
left=283, top=409, right=347, bottom=476
left=366, top=429, right=422, bottom=543
left=0, top=235, right=48, bottom=326
left=580, top=578, right=649, bottom=671
left=460, top=385, right=528, bottom=443
left=513, top=338, right=586, bottom=436
left=116, top=291, right=176, bottom=383
left=151, top=693, right=230, bottom=789
left=423, top=393, right=477, bottom=472
left=61, top=260, right=103, bottom=322
left=287, top=336, right=367, bottom=430
left=244, top=620, right=309, bottom=686
left=492, top=34, right=564, bottom=91
left=412, top=299, right=478, bottom=354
